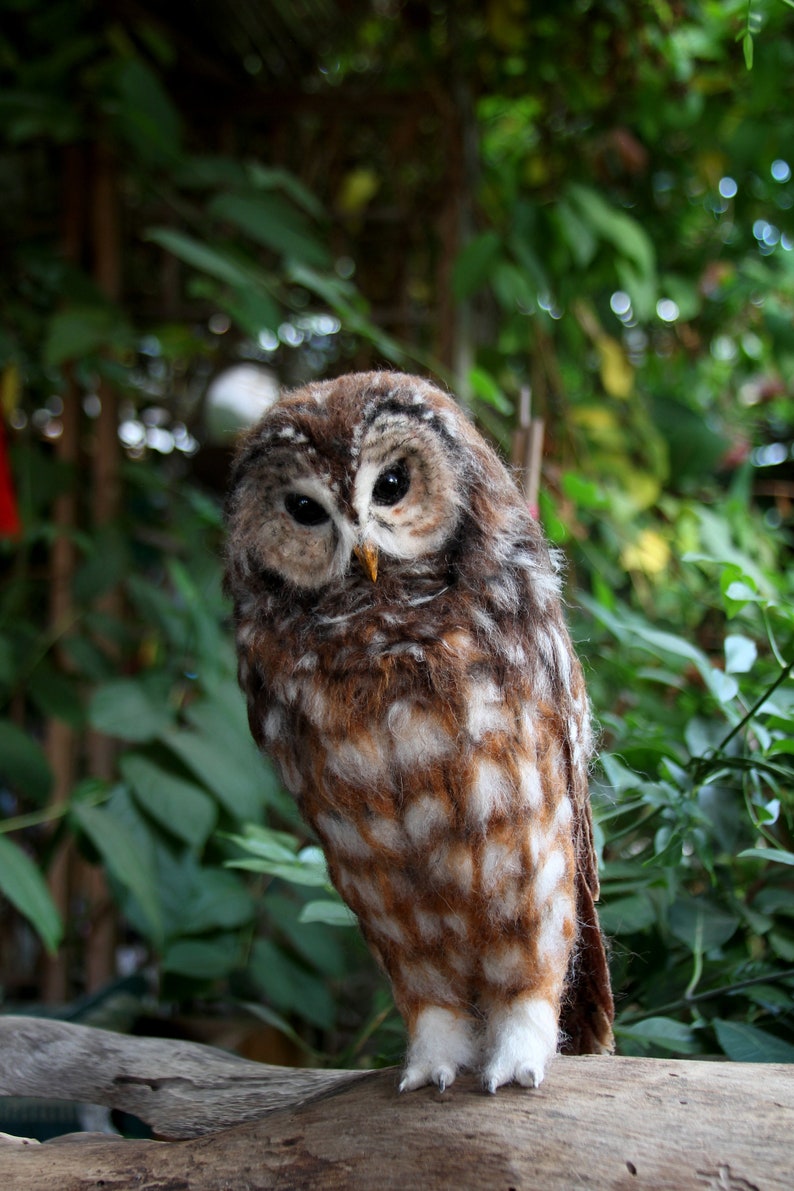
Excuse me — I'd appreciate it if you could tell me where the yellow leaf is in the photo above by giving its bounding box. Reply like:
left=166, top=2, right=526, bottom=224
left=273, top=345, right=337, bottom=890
left=487, top=0, right=529, bottom=49
left=623, top=470, right=662, bottom=511
left=597, top=335, right=634, bottom=399
left=1, top=363, right=21, bottom=417
left=571, top=406, right=619, bottom=432
left=336, top=168, right=380, bottom=216
left=621, top=529, right=670, bottom=576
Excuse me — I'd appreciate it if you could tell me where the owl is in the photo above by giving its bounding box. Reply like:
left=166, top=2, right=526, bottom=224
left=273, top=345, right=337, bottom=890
left=224, top=371, right=614, bottom=1093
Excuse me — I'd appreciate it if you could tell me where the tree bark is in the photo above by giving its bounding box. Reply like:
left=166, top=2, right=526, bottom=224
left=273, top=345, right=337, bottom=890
left=0, top=1016, right=790, bottom=1190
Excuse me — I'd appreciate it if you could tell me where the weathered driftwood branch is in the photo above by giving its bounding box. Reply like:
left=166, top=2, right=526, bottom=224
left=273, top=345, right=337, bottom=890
left=1, top=1015, right=791, bottom=1190
left=0, top=1016, right=361, bottom=1137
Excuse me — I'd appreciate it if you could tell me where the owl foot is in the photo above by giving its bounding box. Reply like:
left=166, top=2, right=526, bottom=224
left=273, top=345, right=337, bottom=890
left=481, top=996, right=558, bottom=1092
left=399, top=1006, right=476, bottom=1093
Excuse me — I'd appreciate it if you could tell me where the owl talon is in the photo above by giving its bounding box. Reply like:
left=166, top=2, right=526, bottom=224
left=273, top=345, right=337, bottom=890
left=399, top=1006, right=477, bottom=1093
left=481, top=996, right=557, bottom=1092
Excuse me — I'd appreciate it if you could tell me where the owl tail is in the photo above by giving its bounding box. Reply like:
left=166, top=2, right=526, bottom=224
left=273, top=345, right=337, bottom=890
left=559, top=874, right=615, bottom=1056
left=559, top=792, right=615, bottom=1056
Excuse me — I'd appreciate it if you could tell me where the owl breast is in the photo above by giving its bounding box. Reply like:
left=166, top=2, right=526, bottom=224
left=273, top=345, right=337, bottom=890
left=244, top=587, right=580, bottom=1026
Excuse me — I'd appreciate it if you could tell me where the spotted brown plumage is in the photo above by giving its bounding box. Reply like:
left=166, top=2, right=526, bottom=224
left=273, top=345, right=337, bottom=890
left=225, top=371, right=614, bottom=1092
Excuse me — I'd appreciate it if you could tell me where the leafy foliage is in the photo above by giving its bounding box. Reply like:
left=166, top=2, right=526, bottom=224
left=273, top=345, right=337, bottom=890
left=578, top=499, right=794, bottom=1062
left=1, top=0, right=793, bottom=1071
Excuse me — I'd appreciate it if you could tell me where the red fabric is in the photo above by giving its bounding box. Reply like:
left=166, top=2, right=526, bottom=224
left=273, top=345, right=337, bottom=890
left=0, top=417, right=21, bottom=538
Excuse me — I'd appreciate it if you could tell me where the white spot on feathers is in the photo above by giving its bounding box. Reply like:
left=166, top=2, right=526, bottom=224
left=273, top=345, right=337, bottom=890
left=325, top=730, right=389, bottom=787
left=431, top=841, right=474, bottom=893
left=388, top=702, right=455, bottom=767
left=480, top=839, right=524, bottom=893
left=368, top=815, right=406, bottom=854
left=403, top=793, right=449, bottom=845
left=518, top=762, right=543, bottom=810
left=536, top=892, right=575, bottom=963
left=400, top=958, right=450, bottom=1002
left=261, top=704, right=286, bottom=744
left=481, top=942, right=527, bottom=987
left=465, top=681, right=512, bottom=742
left=468, top=758, right=512, bottom=828
left=369, top=913, right=407, bottom=945
left=533, top=849, right=567, bottom=905
left=315, top=812, right=372, bottom=860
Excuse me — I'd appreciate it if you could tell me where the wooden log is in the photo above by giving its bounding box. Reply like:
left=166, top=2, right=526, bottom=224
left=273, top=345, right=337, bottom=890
left=0, top=1016, right=360, bottom=1138
left=0, top=1016, right=791, bottom=1190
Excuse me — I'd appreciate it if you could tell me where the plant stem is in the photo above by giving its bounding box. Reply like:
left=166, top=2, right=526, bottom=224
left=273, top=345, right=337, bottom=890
left=620, top=966, right=794, bottom=1023
left=0, top=787, right=108, bottom=834
left=692, top=658, right=794, bottom=782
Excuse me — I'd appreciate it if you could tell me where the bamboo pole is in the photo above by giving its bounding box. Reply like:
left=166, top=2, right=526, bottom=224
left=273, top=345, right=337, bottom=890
left=41, top=145, right=84, bottom=1004
left=80, top=139, right=122, bottom=992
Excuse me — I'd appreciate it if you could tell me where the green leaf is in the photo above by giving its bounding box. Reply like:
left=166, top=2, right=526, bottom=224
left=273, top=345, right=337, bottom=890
left=239, top=1000, right=319, bottom=1057
left=581, top=597, right=739, bottom=704
left=114, top=58, right=182, bottom=166
left=88, top=680, right=167, bottom=743
left=452, top=231, right=502, bottom=298
left=125, top=841, right=253, bottom=942
left=226, top=844, right=329, bottom=887
left=724, top=634, right=757, bottom=675
left=567, top=183, right=656, bottom=282
left=247, top=164, right=326, bottom=220
left=70, top=801, right=163, bottom=945
left=178, top=868, right=254, bottom=935
left=208, top=192, right=330, bottom=269
left=555, top=198, right=598, bottom=268
left=713, top=1019, right=794, bottom=1063
left=120, top=753, right=217, bottom=848
left=491, top=261, right=536, bottom=311
left=598, top=893, right=657, bottom=935
left=266, top=892, right=350, bottom=973
left=221, top=285, right=281, bottom=338
left=742, top=32, right=753, bottom=71
left=249, top=938, right=336, bottom=1029
left=0, top=720, right=53, bottom=803
left=160, top=726, right=266, bottom=822
left=145, top=228, right=259, bottom=289
left=668, top=896, right=739, bottom=952
left=299, top=899, right=358, bottom=927
left=468, top=367, right=513, bottom=414
left=224, top=828, right=301, bottom=864
left=161, top=935, right=240, bottom=979
left=738, top=847, right=794, bottom=867
left=618, top=1016, right=700, bottom=1054
left=562, top=473, right=607, bottom=509
left=73, top=525, right=130, bottom=604
left=44, top=306, right=132, bottom=367
left=27, top=665, right=84, bottom=728
left=0, top=835, right=62, bottom=953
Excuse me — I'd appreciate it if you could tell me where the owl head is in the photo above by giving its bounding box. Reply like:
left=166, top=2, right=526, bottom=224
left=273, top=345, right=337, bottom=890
left=225, top=371, right=541, bottom=596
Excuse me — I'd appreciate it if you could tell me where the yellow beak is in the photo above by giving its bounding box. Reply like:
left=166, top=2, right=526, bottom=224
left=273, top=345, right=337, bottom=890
left=353, top=541, right=379, bottom=582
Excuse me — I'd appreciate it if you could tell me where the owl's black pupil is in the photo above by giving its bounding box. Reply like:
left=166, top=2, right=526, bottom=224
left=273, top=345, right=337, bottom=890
left=372, top=461, right=410, bottom=506
left=284, top=493, right=329, bottom=526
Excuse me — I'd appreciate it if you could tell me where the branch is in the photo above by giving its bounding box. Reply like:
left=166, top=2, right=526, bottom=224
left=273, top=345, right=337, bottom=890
left=0, top=1016, right=791, bottom=1190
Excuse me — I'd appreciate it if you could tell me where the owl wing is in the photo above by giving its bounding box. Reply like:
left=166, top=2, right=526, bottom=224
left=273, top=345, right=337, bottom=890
left=560, top=774, right=615, bottom=1055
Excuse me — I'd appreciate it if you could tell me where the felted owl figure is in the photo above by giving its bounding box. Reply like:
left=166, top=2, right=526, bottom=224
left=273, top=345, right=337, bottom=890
left=225, top=371, right=614, bottom=1093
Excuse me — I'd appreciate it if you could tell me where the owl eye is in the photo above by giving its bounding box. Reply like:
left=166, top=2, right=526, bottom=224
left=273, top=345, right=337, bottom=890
left=372, top=460, right=410, bottom=506
left=284, top=493, right=330, bottom=527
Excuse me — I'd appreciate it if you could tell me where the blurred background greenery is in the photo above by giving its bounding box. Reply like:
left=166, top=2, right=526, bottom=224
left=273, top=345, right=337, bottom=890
left=0, top=0, right=792, bottom=1076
